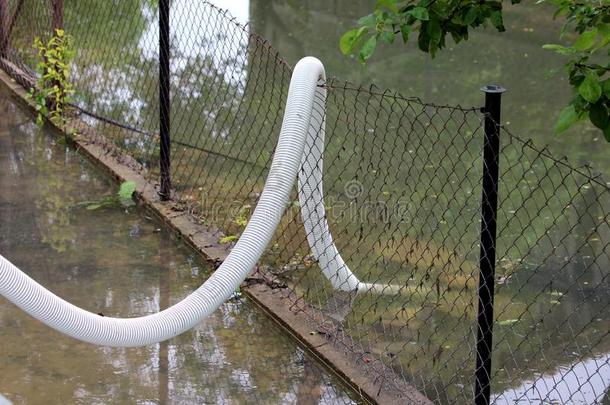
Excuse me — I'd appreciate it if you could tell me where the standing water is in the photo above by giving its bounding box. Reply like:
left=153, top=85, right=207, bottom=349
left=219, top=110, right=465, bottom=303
left=0, top=85, right=358, bottom=404
left=4, top=1, right=610, bottom=402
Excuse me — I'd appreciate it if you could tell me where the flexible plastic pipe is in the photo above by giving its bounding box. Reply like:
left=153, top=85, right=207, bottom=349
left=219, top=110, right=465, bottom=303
left=297, top=78, right=399, bottom=295
left=0, top=57, right=398, bottom=347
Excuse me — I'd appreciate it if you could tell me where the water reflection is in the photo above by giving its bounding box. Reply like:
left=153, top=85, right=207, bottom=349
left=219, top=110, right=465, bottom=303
left=0, top=85, right=357, bottom=403
left=158, top=230, right=170, bottom=405
left=493, top=352, right=610, bottom=404
left=140, top=0, right=250, bottom=90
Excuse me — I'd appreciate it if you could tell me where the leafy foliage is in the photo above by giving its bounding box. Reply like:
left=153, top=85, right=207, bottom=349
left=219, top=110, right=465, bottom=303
left=543, top=0, right=610, bottom=139
left=29, top=29, right=75, bottom=127
left=340, top=0, right=521, bottom=62
left=340, top=0, right=610, bottom=141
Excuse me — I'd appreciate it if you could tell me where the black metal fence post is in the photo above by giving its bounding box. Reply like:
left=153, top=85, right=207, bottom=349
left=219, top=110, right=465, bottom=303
left=474, top=84, right=504, bottom=405
left=159, top=0, right=171, bottom=200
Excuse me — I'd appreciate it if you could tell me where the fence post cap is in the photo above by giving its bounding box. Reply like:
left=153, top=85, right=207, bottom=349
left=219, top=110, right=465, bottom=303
left=481, top=84, right=506, bottom=94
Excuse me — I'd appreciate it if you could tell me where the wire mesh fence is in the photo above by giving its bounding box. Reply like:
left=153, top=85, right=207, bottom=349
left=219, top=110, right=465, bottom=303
left=1, top=1, right=609, bottom=404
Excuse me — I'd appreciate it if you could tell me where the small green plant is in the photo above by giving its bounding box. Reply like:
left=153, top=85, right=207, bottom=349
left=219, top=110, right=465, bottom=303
left=29, top=28, right=75, bottom=127
left=233, top=204, right=251, bottom=227
left=76, top=181, right=137, bottom=210
left=218, top=205, right=252, bottom=244
left=117, top=181, right=137, bottom=202
left=219, top=235, right=239, bottom=244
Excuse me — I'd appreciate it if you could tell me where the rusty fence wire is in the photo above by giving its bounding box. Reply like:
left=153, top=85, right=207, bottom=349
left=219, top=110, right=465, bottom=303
left=1, top=1, right=609, bottom=404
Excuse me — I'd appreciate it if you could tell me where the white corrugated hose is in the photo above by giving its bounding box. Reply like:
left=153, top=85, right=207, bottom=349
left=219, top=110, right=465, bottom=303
left=0, top=57, right=399, bottom=347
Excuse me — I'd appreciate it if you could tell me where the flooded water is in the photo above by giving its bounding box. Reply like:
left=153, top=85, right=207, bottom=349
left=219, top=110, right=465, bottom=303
left=5, top=1, right=610, bottom=403
left=0, top=86, right=359, bottom=404
left=492, top=352, right=610, bottom=404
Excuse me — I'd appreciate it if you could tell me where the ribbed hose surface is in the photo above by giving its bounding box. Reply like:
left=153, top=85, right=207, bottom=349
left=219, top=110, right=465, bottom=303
left=0, top=57, right=397, bottom=347
left=297, top=82, right=400, bottom=295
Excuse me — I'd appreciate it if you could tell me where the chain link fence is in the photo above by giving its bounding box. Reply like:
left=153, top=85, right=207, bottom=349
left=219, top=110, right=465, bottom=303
left=1, top=1, right=609, bottom=404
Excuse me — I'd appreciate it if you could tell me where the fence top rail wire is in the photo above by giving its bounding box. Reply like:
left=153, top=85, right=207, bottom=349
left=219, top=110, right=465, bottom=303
left=501, top=125, right=610, bottom=192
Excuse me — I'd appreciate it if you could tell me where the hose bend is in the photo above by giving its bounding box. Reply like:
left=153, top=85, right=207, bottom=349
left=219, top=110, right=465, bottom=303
left=297, top=74, right=399, bottom=295
left=0, top=57, right=398, bottom=347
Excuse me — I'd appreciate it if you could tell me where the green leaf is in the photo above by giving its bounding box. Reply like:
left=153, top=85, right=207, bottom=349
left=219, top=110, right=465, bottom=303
left=380, top=31, right=395, bottom=44
left=555, top=104, right=579, bottom=134
left=86, top=203, right=102, bottom=211
left=407, top=7, right=429, bottom=21
left=490, top=11, right=505, bottom=32
left=118, top=181, right=136, bottom=200
left=598, top=23, right=610, bottom=46
left=234, top=216, right=248, bottom=227
left=579, top=74, right=602, bottom=103
left=400, top=26, right=411, bottom=43
left=359, top=35, right=377, bottom=63
left=569, top=71, right=585, bottom=87
left=589, top=101, right=609, bottom=129
left=340, top=27, right=367, bottom=54
left=418, top=29, right=430, bottom=52
left=573, top=95, right=588, bottom=111
left=542, top=44, right=577, bottom=55
left=430, top=2, right=450, bottom=19
left=357, top=13, right=376, bottom=27
left=219, top=235, right=239, bottom=244
left=463, top=7, right=478, bottom=26
left=574, top=30, right=597, bottom=51
left=427, top=18, right=442, bottom=42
